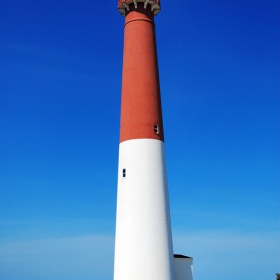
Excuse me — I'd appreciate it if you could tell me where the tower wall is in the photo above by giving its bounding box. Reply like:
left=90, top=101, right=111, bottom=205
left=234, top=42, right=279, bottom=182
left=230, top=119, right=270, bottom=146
left=114, top=2, right=176, bottom=279
left=119, top=3, right=164, bottom=142
left=114, top=139, right=174, bottom=279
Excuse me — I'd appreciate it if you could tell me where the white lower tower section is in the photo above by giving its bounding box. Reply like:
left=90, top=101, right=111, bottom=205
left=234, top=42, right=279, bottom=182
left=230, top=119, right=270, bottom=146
left=114, top=139, right=175, bottom=280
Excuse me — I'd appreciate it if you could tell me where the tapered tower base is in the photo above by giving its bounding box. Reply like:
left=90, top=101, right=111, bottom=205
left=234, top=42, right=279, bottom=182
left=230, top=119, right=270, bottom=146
left=114, top=139, right=175, bottom=280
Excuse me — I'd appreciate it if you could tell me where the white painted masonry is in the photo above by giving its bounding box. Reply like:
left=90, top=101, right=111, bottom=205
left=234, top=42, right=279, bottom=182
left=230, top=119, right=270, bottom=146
left=114, top=138, right=175, bottom=280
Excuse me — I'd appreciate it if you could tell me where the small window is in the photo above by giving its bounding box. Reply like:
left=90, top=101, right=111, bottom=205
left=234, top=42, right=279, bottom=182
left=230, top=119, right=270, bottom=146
left=154, top=124, right=159, bottom=134
left=122, top=169, right=126, bottom=178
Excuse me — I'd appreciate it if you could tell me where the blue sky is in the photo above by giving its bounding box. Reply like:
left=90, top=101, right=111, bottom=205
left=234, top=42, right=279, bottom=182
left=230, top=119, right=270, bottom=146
left=0, top=0, right=279, bottom=279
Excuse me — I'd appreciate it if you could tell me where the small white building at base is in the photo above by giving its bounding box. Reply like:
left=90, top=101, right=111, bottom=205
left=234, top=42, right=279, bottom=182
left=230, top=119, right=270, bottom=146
left=174, top=254, right=193, bottom=280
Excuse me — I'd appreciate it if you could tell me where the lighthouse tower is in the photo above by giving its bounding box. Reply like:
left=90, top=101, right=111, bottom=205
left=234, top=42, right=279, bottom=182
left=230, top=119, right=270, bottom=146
left=114, top=1, right=175, bottom=279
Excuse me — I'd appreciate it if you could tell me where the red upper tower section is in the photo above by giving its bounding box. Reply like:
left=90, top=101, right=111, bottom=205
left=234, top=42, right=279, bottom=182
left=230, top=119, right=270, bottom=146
left=118, top=0, right=161, bottom=16
left=118, top=0, right=164, bottom=143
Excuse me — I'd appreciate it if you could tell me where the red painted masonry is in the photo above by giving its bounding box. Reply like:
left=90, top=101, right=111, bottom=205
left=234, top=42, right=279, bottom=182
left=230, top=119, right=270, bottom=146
left=119, top=2, right=164, bottom=143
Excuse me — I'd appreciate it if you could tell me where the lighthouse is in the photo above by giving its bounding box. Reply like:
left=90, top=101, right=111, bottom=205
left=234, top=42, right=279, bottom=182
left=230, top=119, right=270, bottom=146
left=114, top=1, right=193, bottom=280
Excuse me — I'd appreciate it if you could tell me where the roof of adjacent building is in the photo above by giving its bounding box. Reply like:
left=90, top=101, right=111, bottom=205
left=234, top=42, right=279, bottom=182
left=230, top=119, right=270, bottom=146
left=174, top=254, right=193, bottom=259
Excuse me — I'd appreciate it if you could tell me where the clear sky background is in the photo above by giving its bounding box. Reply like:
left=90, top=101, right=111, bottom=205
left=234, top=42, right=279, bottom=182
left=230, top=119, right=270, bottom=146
left=0, top=0, right=279, bottom=279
